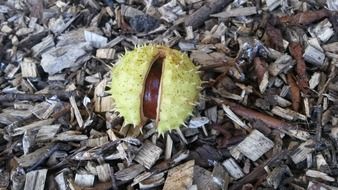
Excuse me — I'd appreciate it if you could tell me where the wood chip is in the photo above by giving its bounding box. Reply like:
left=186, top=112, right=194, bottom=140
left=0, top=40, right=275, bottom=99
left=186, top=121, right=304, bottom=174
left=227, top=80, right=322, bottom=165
left=24, top=169, right=48, bottom=190
left=74, top=173, right=95, bottom=187
left=134, top=141, right=163, bottom=169
left=163, top=160, right=195, bottom=190
left=222, top=158, right=244, bottom=180
left=236, top=130, right=274, bottom=161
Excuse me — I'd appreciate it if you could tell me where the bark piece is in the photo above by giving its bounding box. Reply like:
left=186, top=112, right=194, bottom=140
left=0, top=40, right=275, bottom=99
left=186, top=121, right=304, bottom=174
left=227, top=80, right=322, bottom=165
left=279, top=9, right=331, bottom=26
left=193, top=166, right=220, bottom=190
left=163, top=160, right=195, bottom=190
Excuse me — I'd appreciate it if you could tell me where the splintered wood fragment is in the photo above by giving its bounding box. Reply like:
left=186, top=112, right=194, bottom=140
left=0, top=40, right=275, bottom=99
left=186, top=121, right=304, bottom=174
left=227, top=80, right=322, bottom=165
left=268, top=54, right=294, bottom=76
left=308, top=19, right=334, bottom=43
left=16, top=143, right=59, bottom=168
left=24, top=169, right=48, bottom=190
left=84, top=30, right=108, bottom=48
left=193, top=166, right=219, bottom=190
left=306, top=170, right=335, bottom=182
left=21, top=58, right=38, bottom=78
left=96, top=164, right=112, bottom=182
left=266, top=165, right=292, bottom=189
left=323, top=41, right=338, bottom=53
left=279, top=9, right=331, bottom=26
left=229, top=150, right=287, bottom=190
left=307, top=181, right=338, bottom=190
left=185, top=26, right=194, bottom=40
left=4, top=64, right=20, bottom=79
left=236, top=130, right=274, bottom=161
left=289, top=42, right=309, bottom=94
left=222, top=104, right=249, bottom=130
left=303, top=42, right=325, bottom=66
left=205, top=106, right=218, bottom=123
left=165, top=134, right=173, bottom=160
left=286, top=129, right=310, bottom=141
left=272, top=106, right=307, bottom=121
left=55, top=172, right=68, bottom=190
left=31, top=35, right=55, bottom=57
left=287, top=73, right=301, bottom=112
left=211, top=7, right=257, bottom=18
left=41, top=44, right=90, bottom=75
left=222, top=158, right=244, bottom=179
left=253, top=57, right=269, bottom=93
left=309, top=72, right=321, bottom=89
left=212, top=163, right=229, bottom=189
left=69, top=96, right=84, bottom=128
left=12, top=118, right=55, bottom=136
left=115, top=164, right=145, bottom=181
left=273, top=95, right=292, bottom=107
left=31, top=100, right=58, bottom=119
left=139, top=172, right=165, bottom=189
left=85, top=136, right=109, bottom=147
left=74, top=173, right=95, bottom=187
left=94, top=96, right=113, bottom=112
left=316, top=154, right=329, bottom=170
left=55, top=131, right=88, bottom=141
left=163, top=160, right=195, bottom=190
left=35, top=124, right=61, bottom=142
left=96, top=48, right=116, bottom=59
left=290, top=140, right=315, bottom=164
left=266, top=0, right=281, bottom=11
left=184, top=0, right=233, bottom=29
left=0, top=171, right=9, bottom=189
left=134, top=141, right=163, bottom=169
left=132, top=172, right=153, bottom=187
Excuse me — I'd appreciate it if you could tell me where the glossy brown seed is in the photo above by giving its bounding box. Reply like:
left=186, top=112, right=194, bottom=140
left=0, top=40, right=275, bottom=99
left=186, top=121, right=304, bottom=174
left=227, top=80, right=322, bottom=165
left=142, top=57, right=164, bottom=119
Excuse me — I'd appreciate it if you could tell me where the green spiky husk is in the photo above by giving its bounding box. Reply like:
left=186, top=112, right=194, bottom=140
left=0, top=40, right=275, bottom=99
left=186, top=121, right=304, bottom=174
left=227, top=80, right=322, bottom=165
left=110, top=45, right=201, bottom=134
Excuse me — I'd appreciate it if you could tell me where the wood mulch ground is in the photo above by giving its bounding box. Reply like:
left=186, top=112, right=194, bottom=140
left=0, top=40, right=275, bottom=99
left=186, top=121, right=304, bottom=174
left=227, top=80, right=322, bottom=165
left=0, top=0, right=338, bottom=189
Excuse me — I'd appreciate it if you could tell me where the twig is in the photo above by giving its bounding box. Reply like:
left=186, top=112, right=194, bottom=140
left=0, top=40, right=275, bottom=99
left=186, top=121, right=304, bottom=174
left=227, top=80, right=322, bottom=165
left=213, top=98, right=295, bottom=130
